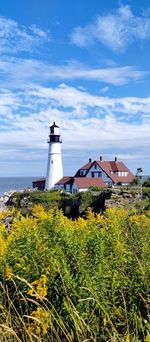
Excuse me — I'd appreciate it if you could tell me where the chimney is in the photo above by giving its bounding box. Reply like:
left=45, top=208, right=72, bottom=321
left=115, top=157, right=117, bottom=162
left=89, top=158, right=92, bottom=163
left=100, top=155, right=103, bottom=161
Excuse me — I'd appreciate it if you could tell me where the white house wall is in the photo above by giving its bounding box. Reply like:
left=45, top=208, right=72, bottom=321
left=78, top=188, right=88, bottom=192
left=72, top=182, right=89, bottom=193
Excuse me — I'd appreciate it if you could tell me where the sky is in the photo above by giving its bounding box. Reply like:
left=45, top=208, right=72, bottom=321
left=0, top=0, right=150, bottom=177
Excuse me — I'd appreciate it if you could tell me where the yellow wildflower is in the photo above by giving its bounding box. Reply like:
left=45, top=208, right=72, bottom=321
left=28, top=274, right=48, bottom=299
left=32, top=204, right=48, bottom=219
left=126, top=334, right=130, bottom=342
left=5, top=266, right=13, bottom=280
left=28, top=307, right=49, bottom=335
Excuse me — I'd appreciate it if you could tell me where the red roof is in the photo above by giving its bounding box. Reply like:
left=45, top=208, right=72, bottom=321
left=74, top=177, right=105, bottom=188
left=96, top=161, right=134, bottom=183
left=75, top=162, right=94, bottom=176
left=55, top=176, right=73, bottom=185
left=80, top=162, right=93, bottom=170
left=109, top=161, right=128, bottom=172
left=75, top=159, right=134, bottom=184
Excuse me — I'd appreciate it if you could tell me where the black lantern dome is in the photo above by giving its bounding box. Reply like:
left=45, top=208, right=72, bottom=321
left=48, top=122, right=62, bottom=143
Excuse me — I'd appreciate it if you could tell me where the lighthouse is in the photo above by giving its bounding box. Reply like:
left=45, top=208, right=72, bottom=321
left=45, top=122, right=63, bottom=190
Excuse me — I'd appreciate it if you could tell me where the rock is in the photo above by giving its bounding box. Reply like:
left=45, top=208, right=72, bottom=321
left=0, top=204, right=7, bottom=213
left=0, top=190, right=16, bottom=212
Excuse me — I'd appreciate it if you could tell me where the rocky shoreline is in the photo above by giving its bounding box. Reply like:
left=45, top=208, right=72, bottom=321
left=0, top=186, right=143, bottom=215
left=0, top=191, right=18, bottom=212
left=0, top=188, right=37, bottom=213
left=0, top=189, right=28, bottom=212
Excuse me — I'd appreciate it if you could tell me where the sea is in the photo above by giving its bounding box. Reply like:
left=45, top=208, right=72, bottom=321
left=0, top=175, right=149, bottom=197
left=0, top=177, right=39, bottom=197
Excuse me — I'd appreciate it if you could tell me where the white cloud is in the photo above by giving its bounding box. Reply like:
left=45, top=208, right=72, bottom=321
left=0, top=56, right=145, bottom=87
left=0, top=14, right=149, bottom=175
left=71, top=5, right=150, bottom=52
left=0, top=84, right=150, bottom=153
left=27, top=84, right=150, bottom=116
left=100, top=86, right=109, bottom=93
left=0, top=16, right=50, bottom=54
left=29, top=24, right=48, bottom=38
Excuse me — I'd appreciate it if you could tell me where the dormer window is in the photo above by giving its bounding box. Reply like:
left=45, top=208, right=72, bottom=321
left=80, top=170, right=84, bottom=176
left=118, top=171, right=128, bottom=176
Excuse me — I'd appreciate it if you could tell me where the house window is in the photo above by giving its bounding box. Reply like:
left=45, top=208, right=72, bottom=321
left=118, top=171, right=128, bottom=176
left=91, top=172, right=94, bottom=177
left=94, top=172, right=102, bottom=178
left=98, top=172, right=102, bottom=177
left=94, top=164, right=97, bottom=169
left=66, top=184, right=70, bottom=192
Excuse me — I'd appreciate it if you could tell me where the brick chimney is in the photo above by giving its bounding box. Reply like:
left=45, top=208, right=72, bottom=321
left=115, top=157, right=117, bottom=162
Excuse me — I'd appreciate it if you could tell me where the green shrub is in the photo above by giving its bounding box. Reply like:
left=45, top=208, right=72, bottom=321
left=143, top=178, right=150, bottom=187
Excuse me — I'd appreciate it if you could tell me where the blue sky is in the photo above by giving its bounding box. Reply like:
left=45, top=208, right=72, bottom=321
left=0, top=0, right=150, bottom=176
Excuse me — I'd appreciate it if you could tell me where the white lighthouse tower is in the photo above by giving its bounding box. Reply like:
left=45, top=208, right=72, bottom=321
left=45, top=122, right=63, bottom=190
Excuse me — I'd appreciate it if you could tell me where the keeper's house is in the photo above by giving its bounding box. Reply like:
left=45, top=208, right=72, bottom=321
left=55, top=156, right=134, bottom=193
left=33, top=156, right=134, bottom=193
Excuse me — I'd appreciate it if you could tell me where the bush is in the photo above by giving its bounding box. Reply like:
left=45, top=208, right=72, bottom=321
left=143, top=178, right=150, bottom=187
left=0, top=206, right=150, bottom=341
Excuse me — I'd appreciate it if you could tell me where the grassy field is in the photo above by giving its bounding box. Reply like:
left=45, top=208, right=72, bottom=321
left=0, top=202, right=150, bottom=341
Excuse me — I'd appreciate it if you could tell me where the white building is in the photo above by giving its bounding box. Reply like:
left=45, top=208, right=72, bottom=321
left=55, top=156, right=134, bottom=193
left=45, top=122, right=63, bottom=190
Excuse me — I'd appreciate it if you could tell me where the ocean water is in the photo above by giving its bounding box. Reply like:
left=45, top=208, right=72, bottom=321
left=0, top=175, right=149, bottom=197
left=0, top=177, right=38, bottom=196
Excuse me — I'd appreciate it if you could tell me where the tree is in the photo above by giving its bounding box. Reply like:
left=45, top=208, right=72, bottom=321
left=136, top=167, right=143, bottom=178
left=132, top=167, right=143, bottom=185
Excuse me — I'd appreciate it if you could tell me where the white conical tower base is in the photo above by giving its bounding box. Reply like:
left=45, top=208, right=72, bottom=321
left=45, top=142, right=63, bottom=190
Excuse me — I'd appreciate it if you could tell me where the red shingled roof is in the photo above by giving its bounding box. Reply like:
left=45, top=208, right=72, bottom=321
left=80, top=162, right=93, bottom=170
left=75, top=160, right=134, bottom=184
left=74, top=177, right=105, bottom=188
left=75, top=162, right=94, bottom=176
left=96, top=161, right=134, bottom=183
left=109, top=161, right=128, bottom=172
left=55, top=176, right=73, bottom=185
